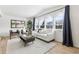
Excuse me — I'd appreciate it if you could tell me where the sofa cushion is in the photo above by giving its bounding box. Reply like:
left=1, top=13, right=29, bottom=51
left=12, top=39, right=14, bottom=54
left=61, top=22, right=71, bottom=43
left=38, top=29, right=52, bottom=34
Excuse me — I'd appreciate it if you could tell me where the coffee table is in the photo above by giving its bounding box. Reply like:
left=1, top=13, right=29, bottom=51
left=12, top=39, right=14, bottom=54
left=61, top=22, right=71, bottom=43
left=19, top=35, right=35, bottom=46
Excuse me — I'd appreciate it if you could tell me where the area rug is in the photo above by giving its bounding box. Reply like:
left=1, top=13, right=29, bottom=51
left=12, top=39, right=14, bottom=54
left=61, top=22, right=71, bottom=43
left=6, top=38, right=56, bottom=54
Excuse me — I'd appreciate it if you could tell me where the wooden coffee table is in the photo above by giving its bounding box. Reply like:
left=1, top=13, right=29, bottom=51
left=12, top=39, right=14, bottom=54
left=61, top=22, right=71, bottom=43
left=19, top=35, right=35, bottom=46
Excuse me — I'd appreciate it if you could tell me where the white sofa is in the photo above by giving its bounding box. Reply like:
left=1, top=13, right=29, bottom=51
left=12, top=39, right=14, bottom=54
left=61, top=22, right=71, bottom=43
left=32, top=29, right=55, bottom=42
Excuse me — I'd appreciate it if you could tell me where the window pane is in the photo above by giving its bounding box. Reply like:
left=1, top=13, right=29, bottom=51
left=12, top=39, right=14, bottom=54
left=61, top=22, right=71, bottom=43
left=54, top=11, right=64, bottom=29
left=39, top=17, right=45, bottom=29
left=35, top=16, right=45, bottom=30
left=45, top=15, right=54, bottom=29
left=35, top=18, right=39, bottom=29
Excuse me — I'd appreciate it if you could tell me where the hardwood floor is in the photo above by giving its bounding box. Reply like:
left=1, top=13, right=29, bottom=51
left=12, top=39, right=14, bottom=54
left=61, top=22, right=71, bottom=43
left=0, top=38, right=79, bottom=54
left=47, top=42, right=79, bottom=54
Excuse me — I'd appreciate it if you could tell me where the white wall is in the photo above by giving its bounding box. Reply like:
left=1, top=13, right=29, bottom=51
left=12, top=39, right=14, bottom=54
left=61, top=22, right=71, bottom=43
left=70, top=5, right=79, bottom=48
left=55, top=30, right=63, bottom=42
left=0, top=14, right=26, bottom=34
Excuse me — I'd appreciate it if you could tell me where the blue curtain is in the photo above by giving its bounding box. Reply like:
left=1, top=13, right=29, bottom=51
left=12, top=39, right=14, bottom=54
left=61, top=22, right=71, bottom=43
left=63, top=5, right=73, bottom=47
left=33, top=17, right=35, bottom=31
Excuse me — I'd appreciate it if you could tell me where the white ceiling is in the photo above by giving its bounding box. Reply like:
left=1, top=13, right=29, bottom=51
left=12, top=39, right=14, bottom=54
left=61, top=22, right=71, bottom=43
left=0, top=5, right=55, bottom=18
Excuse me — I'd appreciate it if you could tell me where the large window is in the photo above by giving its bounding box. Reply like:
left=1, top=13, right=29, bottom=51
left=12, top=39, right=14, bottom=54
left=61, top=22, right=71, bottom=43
left=54, top=11, right=64, bottom=29
left=35, top=17, right=45, bottom=30
left=35, top=15, right=54, bottom=30
left=39, top=17, right=45, bottom=29
left=45, top=15, right=54, bottom=29
left=35, top=9, right=64, bottom=30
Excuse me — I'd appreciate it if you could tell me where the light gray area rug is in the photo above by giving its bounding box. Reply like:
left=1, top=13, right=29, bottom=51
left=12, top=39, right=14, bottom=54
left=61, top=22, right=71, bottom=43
left=6, top=38, right=56, bottom=54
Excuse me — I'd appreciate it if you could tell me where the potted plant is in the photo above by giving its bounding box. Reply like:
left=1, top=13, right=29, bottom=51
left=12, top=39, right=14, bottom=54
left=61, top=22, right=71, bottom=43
left=27, top=20, right=32, bottom=36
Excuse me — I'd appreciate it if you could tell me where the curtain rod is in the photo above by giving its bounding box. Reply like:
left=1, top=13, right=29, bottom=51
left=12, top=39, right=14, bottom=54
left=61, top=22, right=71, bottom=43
left=35, top=6, right=65, bottom=18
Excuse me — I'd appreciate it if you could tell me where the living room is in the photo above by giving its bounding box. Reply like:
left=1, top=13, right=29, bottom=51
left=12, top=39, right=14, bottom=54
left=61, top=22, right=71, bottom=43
left=0, top=5, right=79, bottom=54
